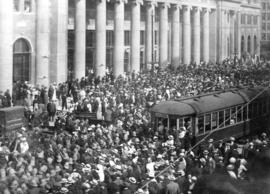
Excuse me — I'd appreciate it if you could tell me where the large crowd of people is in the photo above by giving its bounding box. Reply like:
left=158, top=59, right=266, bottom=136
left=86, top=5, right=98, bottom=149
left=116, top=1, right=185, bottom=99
left=0, top=60, right=269, bottom=194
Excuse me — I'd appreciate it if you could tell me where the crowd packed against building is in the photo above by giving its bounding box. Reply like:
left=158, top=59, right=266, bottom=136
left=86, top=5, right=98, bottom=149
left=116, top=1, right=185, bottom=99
left=0, top=59, right=269, bottom=194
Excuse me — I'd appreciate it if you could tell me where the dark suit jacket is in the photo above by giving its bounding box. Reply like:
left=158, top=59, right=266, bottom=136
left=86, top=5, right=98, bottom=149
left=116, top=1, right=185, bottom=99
left=47, top=102, right=56, bottom=116
left=165, top=181, right=180, bottom=194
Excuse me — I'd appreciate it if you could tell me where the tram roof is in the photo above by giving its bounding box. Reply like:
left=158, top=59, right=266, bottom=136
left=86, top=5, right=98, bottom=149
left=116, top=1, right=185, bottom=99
left=151, top=101, right=196, bottom=116
left=180, top=91, right=245, bottom=114
left=151, top=87, right=270, bottom=116
left=238, top=87, right=270, bottom=101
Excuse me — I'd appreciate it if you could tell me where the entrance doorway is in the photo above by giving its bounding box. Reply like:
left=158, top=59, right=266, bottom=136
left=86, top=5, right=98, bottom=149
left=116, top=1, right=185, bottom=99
left=13, top=38, right=31, bottom=83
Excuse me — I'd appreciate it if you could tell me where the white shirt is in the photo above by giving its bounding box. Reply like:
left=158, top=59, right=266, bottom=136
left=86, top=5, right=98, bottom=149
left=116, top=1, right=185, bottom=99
left=146, top=162, right=156, bottom=178
left=97, top=164, right=105, bottom=182
left=19, top=142, right=29, bottom=154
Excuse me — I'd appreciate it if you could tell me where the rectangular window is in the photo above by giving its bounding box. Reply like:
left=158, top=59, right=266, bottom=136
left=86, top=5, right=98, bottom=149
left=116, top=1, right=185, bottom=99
left=253, top=16, right=257, bottom=25
left=267, top=34, right=270, bottom=41
left=140, top=31, right=145, bottom=45
left=225, top=109, right=230, bottom=126
left=243, top=106, right=248, bottom=120
left=86, top=30, right=95, bottom=48
left=262, top=33, right=266, bottom=41
left=205, top=114, right=211, bottom=132
left=140, top=51, right=144, bottom=65
left=14, top=0, right=19, bottom=12
left=154, top=31, right=158, bottom=45
left=253, top=102, right=258, bottom=117
left=218, top=111, right=224, bottom=128
left=241, top=14, right=246, bottom=24
left=262, top=2, right=266, bottom=10
left=211, top=112, right=218, bottom=130
left=248, top=104, right=253, bottom=119
left=258, top=101, right=263, bottom=115
left=24, top=0, right=32, bottom=12
left=198, top=116, right=204, bottom=134
left=262, top=13, right=266, bottom=21
left=106, top=31, right=114, bottom=47
left=230, top=107, right=236, bottom=124
left=268, top=13, right=270, bottom=20
left=237, top=106, right=243, bottom=122
left=268, top=99, right=270, bottom=113
left=263, top=100, right=267, bottom=114
left=124, top=31, right=130, bottom=46
left=262, top=23, right=266, bottom=31
left=267, top=23, right=270, bottom=31
left=247, top=15, right=252, bottom=24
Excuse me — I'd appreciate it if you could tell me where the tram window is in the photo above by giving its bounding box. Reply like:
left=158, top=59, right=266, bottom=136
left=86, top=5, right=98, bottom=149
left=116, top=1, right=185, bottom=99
left=258, top=101, right=263, bottom=115
left=230, top=107, right=236, bottom=124
left=263, top=100, right=267, bottom=114
left=211, top=112, right=218, bottom=130
left=184, top=118, right=192, bottom=132
left=243, top=106, right=248, bottom=120
left=237, top=106, right=243, bottom=122
left=248, top=104, right=253, bottom=118
left=169, top=118, right=177, bottom=130
left=218, top=111, right=224, bottom=127
left=179, top=118, right=184, bottom=128
left=253, top=103, right=258, bottom=117
left=198, top=116, right=204, bottom=134
left=225, top=109, right=230, bottom=126
left=268, top=99, right=270, bottom=113
left=205, top=114, right=211, bottom=132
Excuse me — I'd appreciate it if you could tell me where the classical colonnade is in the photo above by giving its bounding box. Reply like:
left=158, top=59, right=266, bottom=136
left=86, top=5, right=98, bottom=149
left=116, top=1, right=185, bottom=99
left=73, top=0, right=213, bottom=78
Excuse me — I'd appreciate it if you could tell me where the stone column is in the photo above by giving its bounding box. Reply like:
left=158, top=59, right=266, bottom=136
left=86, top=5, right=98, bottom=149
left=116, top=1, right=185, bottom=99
left=130, top=0, right=142, bottom=73
left=202, top=8, right=210, bottom=63
left=74, top=0, right=86, bottom=79
left=50, top=0, right=68, bottom=83
left=193, top=7, right=201, bottom=65
left=236, top=11, right=241, bottom=58
left=251, top=34, right=255, bottom=55
left=159, top=2, right=170, bottom=68
left=145, top=1, right=157, bottom=66
left=113, top=0, right=125, bottom=77
left=171, top=4, right=181, bottom=67
left=36, top=0, right=50, bottom=86
left=183, top=5, right=191, bottom=65
left=19, top=0, right=25, bottom=12
left=230, top=10, right=235, bottom=57
left=0, top=1, right=13, bottom=92
left=244, top=35, right=247, bottom=52
left=96, top=0, right=107, bottom=77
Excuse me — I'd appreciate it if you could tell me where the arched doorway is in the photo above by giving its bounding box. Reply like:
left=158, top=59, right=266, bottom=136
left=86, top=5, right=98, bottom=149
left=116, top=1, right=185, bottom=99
left=254, top=35, right=257, bottom=54
left=13, top=38, right=31, bottom=83
left=241, top=36, right=244, bottom=54
left=247, top=35, right=251, bottom=54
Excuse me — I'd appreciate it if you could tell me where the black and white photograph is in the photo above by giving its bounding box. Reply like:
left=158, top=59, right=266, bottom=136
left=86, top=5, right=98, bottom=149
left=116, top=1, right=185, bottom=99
left=0, top=0, right=269, bottom=193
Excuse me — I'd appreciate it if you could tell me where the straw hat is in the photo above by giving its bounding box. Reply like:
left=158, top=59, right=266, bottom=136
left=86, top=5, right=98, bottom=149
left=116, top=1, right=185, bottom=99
left=129, top=177, right=137, bottom=184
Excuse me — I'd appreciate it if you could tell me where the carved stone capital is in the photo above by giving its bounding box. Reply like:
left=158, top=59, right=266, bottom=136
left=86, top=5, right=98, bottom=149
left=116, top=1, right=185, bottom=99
left=192, top=6, right=202, bottom=12
left=114, top=0, right=127, bottom=4
left=132, top=0, right=143, bottom=6
left=146, top=1, right=157, bottom=8
left=159, top=2, right=170, bottom=9
left=182, top=5, right=191, bottom=12
left=171, top=3, right=182, bottom=10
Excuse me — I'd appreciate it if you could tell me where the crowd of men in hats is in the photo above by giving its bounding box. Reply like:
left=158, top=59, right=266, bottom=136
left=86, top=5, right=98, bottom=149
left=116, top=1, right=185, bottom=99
left=0, top=59, right=269, bottom=194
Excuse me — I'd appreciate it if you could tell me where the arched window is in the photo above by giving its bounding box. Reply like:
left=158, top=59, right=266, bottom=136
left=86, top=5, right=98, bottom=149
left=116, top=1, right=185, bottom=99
left=247, top=35, right=251, bottom=54
left=13, top=38, right=31, bottom=82
left=24, top=0, right=32, bottom=12
left=241, top=36, right=245, bottom=54
left=254, top=35, right=257, bottom=54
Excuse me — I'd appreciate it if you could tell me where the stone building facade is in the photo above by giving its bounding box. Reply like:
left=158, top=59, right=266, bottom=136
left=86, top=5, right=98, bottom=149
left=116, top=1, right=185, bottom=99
left=0, top=0, right=261, bottom=92
left=261, top=0, right=270, bottom=60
